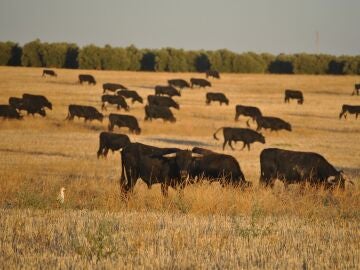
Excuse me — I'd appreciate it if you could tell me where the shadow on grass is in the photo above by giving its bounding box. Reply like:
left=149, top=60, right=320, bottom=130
left=0, top=148, right=73, bottom=158
left=146, top=137, right=212, bottom=147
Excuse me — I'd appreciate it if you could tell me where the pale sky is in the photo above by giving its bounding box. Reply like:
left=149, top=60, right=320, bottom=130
left=0, top=0, right=359, bottom=55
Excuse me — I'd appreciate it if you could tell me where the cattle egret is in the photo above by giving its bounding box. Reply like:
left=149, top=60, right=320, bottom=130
left=57, top=187, right=65, bottom=204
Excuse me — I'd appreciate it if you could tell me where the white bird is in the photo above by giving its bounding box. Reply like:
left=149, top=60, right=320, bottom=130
left=57, top=187, right=65, bottom=204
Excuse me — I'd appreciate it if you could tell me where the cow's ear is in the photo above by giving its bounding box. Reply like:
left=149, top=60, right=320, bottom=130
left=162, top=153, right=177, bottom=158
left=191, top=153, right=203, bottom=158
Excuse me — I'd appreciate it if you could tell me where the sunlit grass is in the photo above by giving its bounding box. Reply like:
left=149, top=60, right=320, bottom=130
left=0, top=66, right=359, bottom=268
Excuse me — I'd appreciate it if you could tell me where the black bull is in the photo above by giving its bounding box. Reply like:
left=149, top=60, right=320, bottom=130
left=120, top=143, right=251, bottom=197
left=120, top=143, right=194, bottom=196
left=259, top=148, right=353, bottom=189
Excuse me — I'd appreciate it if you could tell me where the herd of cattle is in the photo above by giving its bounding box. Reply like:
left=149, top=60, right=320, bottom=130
left=1, top=69, right=359, bottom=197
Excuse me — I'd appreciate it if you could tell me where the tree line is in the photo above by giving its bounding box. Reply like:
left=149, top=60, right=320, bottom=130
left=1, top=39, right=359, bottom=75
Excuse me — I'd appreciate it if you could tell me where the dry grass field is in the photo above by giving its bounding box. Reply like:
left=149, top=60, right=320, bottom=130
left=0, top=66, right=359, bottom=268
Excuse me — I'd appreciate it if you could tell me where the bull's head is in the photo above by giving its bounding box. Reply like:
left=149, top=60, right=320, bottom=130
left=163, top=151, right=203, bottom=180
left=326, top=171, right=354, bottom=190
left=135, top=127, right=141, bottom=135
left=285, top=122, right=292, bottom=131
left=39, top=108, right=46, bottom=117
left=137, top=96, right=144, bottom=104
left=47, top=102, right=53, bottom=110
left=97, top=113, right=104, bottom=122
left=258, top=133, right=266, bottom=144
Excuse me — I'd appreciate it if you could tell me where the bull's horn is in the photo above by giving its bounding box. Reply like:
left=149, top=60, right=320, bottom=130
left=191, top=153, right=203, bottom=157
left=327, top=176, right=336, bottom=183
left=162, top=153, right=177, bottom=158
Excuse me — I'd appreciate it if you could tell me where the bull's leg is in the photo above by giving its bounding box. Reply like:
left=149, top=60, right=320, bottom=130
left=356, top=113, right=358, bottom=119
left=222, top=140, right=227, bottom=150
left=228, top=140, right=235, bottom=150
left=240, top=142, right=246, bottom=151
left=339, top=110, right=345, bottom=119
left=235, top=113, right=239, bottom=121
left=97, top=145, right=104, bottom=158
left=103, top=148, right=109, bottom=158
left=283, top=181, right=289, bottom=190
left=161, top=183, right=169, bottom=197
left=206, top=99, right=210, bottom=105
left=246, top=119, right=250, bottom=127
left=101, top=103, right=105, bottom=111
left=246, top=143, right=251, bottom=151
left=108, top=123, right=113, bottom=131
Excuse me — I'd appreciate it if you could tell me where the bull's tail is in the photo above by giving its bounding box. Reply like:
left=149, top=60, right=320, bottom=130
left=65, top=111, right=71, bottom=121
left=339, top=109, right=346, bottom=119
left=213, top=127, right=223, bottom=140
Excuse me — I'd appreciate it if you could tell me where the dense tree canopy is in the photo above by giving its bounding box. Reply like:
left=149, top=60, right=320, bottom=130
left=1, top=39, right=359, bottom=75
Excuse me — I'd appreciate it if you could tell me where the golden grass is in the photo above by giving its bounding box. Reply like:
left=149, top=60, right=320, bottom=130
left=0, top=66, right=359, bottom=268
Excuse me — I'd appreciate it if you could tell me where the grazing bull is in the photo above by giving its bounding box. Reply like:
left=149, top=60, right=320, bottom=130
left=120, top=142, right=202, bottom=196
left=190, top=78, right=212, bottom=88
left=79, top=74, right=96, bottom=85
left=256, top=116, right=292, bottom=132
left=205, top=70, right=220, bottom=79
left=97, top=132, right=130, bottom=158
left=144, top=105, right=176, bottom=122
left=352, top=84, right=360, bottom=96
left=235, top=105, right=262, bottom=127
left=213, top=127, right=265, bottom=151
left=148, top=95, right=180, bottom=110
left=42, top=69, right=57, bottom=77
left=206, top=92, right=229, bottom=106
left=108, top=113, right=141, bottom=134
left=284, top=89, right=304, bottom=104
left=0, top=105, right=22, bottom=120
left=66, top=105, right=103, bottom=122
left=259, top=148, right=353, bottom=189
left=101, top=95, right=129, bottom=111
left=9, top=97, right=46, bottom=117
left=103, top=83, right=127, bottom=93
left=117, top=90, right=143, bottom=104
left=23, top=94, right=52, bottom=110
left=191, top=147, right=251, bottom=187
left=155, top=85, right=181, bottom=97
left=168, top=79, right=190, bottom=89
left=339, top=104, right=360, bottom=119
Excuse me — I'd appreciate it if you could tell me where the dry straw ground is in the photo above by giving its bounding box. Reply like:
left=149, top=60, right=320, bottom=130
left=0, top=66, right=359, bottom=268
